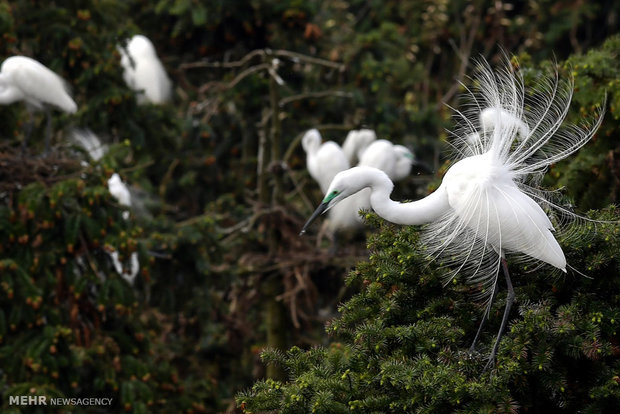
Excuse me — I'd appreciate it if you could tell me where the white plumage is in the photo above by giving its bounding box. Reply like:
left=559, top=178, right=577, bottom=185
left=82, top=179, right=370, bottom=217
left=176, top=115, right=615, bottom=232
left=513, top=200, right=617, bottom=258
left=302, top=129, right=349, bottom=193
left=0, top=56, right=77, bottom=113
left=108, top=173, right=131, bottom=220
left=302, top=57, right=604, bottom=366
left=70, top=129, right=107, bottom=162
left=118, top=34, right=172, bottom=104
left=358, top=139, right=416, bottom=182
left=342, top=128, right=377, bottom=165
left=106, top=173, right=139, bottom=284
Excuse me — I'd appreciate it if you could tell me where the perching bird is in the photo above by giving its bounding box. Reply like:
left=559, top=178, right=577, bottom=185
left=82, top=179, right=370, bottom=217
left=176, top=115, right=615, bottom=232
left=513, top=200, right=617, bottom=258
left=0, top=56, right=77, bottom=151
left=301, top=57, right=604, bottom=368
left=106, top=172, right=139, bottom=284
left=107, top=248, right=140, bottom=285
left=467, top=106, right=530, bottom=148
left=301, top=128, right=358, bottom=246
left=302, top=128, right=350, bottom=193
left=70, top=128, right=107, bottom=162
left=331, top=140, right=421, bottom=237
left=342, top=128, right=377, bottom=165
left=358, top=139, right=418, bottom=182
left=107, top=173, right=131, bottom=220
left=118, top=34, right=172, bottom=104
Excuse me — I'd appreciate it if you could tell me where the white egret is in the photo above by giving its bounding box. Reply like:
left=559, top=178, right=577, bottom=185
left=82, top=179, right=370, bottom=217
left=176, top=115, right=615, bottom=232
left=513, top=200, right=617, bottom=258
left=301, top=128, right=362, bottom=246
left=301, top=58, right=604, bottom=368
left=118, top=34, right=172, bottom=104
left=358, top=139, right=419, bottom=182
left=342, top=128, right=377, bottom=165
left=302, top=128, right=350, bottom=193
left=304, top=129, right=427, bottom=248
left=0, top=56, right=77, bottom=151
left=108, top=173, right=131, bottom=220
left=70, top=128, right=107, bottom=162
left=107, top=249, right=140, bottom=285
left=106, top=173, right=140, bottom=284
left=337, top=140, right=423, bottom=235
left=466, top=106, right=530, bottom=147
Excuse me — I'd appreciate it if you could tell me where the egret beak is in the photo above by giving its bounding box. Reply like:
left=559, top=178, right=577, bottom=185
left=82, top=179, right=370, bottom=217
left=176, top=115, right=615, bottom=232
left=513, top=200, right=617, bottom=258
left=300, top=201, right=329, bottom=235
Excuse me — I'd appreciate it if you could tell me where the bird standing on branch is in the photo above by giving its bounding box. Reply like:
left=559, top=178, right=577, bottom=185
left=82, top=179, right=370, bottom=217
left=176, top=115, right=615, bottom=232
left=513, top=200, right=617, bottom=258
left=301, top=57, right=605, bottom=369
left=118, top=34, right=172, bottom=105
left=0, top=56, right=77, bottom=152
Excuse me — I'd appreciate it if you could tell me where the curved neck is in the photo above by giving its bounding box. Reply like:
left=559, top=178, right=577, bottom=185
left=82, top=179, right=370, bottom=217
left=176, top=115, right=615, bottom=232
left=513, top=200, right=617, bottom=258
left=0, top=75, right=23, bottom=104
left=367, top=172, right=450, bottom=226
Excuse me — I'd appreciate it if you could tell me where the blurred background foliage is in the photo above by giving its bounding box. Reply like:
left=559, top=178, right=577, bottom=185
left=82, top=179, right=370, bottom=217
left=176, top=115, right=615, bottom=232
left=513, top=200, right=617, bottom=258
left=0, top=0, right=618, bottom=413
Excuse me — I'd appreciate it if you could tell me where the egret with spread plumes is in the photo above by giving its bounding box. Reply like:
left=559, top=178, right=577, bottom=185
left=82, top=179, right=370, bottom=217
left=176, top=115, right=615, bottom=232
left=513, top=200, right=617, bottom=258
left=0, top=56, right=77, bottom=151
left=301, top=58, right=605, bottom=368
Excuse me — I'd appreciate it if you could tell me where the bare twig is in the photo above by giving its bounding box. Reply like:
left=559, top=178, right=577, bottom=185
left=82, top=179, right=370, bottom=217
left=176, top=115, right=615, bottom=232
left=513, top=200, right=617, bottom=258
left=198, top=63, right=271, bottom=94
left=181, top=48, right=345, bottom=72
left=179, top=49, right=266, bottom=70
left=279, top=90, right=353, bottom=107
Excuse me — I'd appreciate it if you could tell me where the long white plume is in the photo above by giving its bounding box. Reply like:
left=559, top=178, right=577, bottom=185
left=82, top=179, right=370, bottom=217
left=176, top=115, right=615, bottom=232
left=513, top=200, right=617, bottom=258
left=423, top=56, right=605, bottom=311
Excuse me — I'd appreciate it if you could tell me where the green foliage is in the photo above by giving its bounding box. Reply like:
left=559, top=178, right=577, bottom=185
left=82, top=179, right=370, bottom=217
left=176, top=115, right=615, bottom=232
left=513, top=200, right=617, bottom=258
left=238, top=209, right=620, bottom=413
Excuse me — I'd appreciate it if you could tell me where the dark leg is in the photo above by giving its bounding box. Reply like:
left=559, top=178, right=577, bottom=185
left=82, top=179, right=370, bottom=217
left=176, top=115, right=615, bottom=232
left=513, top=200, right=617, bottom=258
left=44, top=108, right=52, bottom=155
left=21, top=111, right=34, bottom=154
left=483, top=258, right=515, bottom=371
left=470, top=276, right=499, bottom=352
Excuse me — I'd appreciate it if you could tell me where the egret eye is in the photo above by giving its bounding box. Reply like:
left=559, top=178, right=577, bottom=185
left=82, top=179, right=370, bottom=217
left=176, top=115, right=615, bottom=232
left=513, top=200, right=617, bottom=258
left=323, top=190, right=339, bottom=204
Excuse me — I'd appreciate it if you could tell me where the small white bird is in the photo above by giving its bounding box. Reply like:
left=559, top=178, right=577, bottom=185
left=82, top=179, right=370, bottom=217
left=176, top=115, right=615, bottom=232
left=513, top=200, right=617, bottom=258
left=70, top=128, right=107, bottom=162
left=342, top=128, right=377, bottom=165
left=466, top=106, right=530, bottom=147
left=118, top=34, right=172, bottom=104
left=302, top=57, right=605, bottom=368
left=107, top=173, right=131, bottom=220
left=358, top=139, right=417, bottom=182
left=106, top=173, right=139, bottom=284
left=302, top=128, right=350, bottom=193
left=108, top=249, right=140, bottom=285
left=0, top=56, right=77, bottom=150
left=302, top=128, right=355, bottom=245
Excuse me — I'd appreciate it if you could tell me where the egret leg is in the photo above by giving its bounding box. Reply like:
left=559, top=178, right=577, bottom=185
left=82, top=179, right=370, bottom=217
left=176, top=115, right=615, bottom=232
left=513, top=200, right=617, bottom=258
left=21, top=111, right=35, bottom=153
left=483, top=258, right=515, bottom=370
left=44, top=108, right=52, bottom=155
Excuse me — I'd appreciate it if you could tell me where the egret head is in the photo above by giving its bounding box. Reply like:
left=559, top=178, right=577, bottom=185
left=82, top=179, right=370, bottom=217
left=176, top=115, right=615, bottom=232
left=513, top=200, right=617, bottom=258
left=301, top=129, right=321, bottom=153
left=300, top=166, right=382, bottom=235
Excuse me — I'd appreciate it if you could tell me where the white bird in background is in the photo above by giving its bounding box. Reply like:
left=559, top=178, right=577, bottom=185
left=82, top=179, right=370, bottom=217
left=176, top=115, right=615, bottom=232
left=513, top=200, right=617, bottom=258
left=301, top=128, right=361, bottom=245
left=358, top=139, right=417, bottom=182
left=108, top=173, right=131, bottom=220
left=301, top=58, right=605, bottom=368
left=70, top=128, right=107, bottom=162
left=302, top=128, right=350, bottom=193
left=467, top=106, right=530, bottom=148
left=342, top=128, right=377, bottom=165
left=107, top=248, right=140, bottom=286
left=303, top=129, right=426, bottom=247
left=0, top=56, right=77, bottom=151
left=106, top=172, right=140, bottom=284
left=118, top=34, right=172, bottom=105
